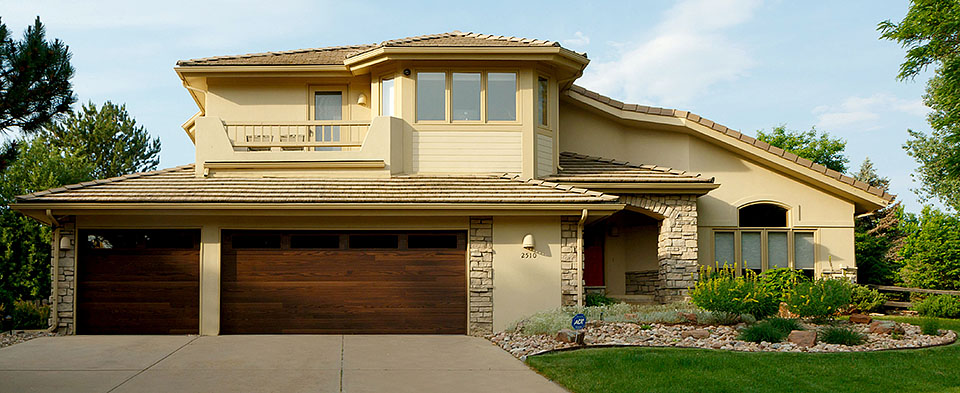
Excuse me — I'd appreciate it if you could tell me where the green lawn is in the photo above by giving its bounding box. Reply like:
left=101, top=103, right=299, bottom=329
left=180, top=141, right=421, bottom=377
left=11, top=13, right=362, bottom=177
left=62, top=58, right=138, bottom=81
left=526, top=317, right=960, bottom=393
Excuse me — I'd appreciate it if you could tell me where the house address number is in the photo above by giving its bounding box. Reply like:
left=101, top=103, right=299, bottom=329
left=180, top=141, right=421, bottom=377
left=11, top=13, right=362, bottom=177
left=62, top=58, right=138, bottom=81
left=521, top=252, right=538, bottom=259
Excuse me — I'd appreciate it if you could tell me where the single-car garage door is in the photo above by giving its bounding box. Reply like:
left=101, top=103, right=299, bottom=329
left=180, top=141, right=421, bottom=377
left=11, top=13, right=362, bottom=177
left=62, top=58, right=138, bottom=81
left=221, top=230, right=467, bottom=334
left=77, top=229, right=200, bottom=334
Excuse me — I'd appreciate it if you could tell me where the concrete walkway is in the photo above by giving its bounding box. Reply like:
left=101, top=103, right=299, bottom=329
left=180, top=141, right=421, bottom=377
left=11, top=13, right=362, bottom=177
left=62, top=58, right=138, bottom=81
left=0, top=335, right=566, bottom=393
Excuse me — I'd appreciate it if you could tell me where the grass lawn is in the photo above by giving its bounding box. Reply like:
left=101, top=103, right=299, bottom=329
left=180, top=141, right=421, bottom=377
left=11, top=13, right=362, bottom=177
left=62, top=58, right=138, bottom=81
left=526, top=317, right=960, bottom=393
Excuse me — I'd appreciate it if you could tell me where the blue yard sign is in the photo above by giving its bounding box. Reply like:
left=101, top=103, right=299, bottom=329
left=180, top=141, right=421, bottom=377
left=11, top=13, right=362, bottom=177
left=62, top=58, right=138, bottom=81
left=571, top=313, right=586, bottom=330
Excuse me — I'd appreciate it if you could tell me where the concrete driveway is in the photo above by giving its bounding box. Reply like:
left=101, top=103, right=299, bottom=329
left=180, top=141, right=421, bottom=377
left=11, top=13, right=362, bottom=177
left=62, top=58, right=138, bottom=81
left=0, top=335, right=566, bottom=393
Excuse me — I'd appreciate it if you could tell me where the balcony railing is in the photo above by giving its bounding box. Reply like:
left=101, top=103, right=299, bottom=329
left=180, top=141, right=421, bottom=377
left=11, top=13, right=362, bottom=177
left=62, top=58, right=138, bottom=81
left=223, top=120, right=370, bottom=150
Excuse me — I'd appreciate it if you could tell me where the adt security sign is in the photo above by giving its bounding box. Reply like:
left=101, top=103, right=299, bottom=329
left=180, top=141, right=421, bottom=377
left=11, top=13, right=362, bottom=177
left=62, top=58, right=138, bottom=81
left=571, top=313, right=586, bottom=330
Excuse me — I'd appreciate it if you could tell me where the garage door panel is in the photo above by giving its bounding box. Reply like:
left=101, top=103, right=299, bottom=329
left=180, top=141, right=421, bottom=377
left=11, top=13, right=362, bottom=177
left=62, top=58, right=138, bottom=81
left=79, top=252, right=200, bottom=281
left=221, top=231, right=467, bottom=334
left=78, top=281, right=199, bottom=305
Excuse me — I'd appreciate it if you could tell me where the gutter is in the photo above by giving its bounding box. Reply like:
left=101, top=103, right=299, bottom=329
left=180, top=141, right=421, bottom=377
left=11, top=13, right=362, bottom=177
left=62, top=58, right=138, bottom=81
left=577, top=208, right=588, bottom=307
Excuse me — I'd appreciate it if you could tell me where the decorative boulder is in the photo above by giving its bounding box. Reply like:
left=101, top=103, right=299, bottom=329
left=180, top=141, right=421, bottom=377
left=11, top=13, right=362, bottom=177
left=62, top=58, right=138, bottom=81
left=869, top=320, right=896, bottom=334
left=849, top=314, right=873, bottom=324
left=679, top=312, right=698, bottom=323
left=788, top=330, right=817, bottom=347
left=681, top=329, right=710, bottom=339
left=556, top=329, right=578, bottom=343
left=778, top=302, right=799, bottom=318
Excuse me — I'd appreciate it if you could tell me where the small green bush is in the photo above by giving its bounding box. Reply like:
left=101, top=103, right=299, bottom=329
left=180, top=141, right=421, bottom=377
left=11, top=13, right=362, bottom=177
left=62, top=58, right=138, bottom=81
left=912, top=294, right=960, bottom=318
left=766, top=317, right=803, bottom=333
left=847, top=284, right=887, bottom=313
left=739, top=321, right=788, bottom=343
left=819, top=325, right=866, bottom=346
left=920, top=318, right=942, bottom=336
left=759, top=268, right=808, bottom=302
left=640, top=324, right=653, bottom=330
left=10, top=300, right=49, bottom=330
left=786, top=279, right=852, bottom=321
left=690, top=266, right=779, bottom=321
left=585, top=292, right=619, bottom=307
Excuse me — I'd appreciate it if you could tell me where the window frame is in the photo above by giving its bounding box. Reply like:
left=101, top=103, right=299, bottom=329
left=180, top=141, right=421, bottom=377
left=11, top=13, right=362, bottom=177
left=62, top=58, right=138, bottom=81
left=711, top=229, right=818, bottom=275
left=380, top=77, right=396, bottom=117
left=536, top=75, right=549, bottom=129
left=413, top=69, right=520, bottom=125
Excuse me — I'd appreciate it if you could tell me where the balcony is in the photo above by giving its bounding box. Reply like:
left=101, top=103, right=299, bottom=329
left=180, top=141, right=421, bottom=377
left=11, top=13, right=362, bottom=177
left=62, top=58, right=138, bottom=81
left=224, top=120, right=371, bottom=151
left=194, top=116, right=402, bottom=178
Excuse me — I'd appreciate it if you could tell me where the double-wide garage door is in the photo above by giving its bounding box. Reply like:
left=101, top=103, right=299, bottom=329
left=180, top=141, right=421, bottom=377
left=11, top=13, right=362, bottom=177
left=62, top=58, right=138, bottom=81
left=76, top=229, right=467, bottom=334
left=221, top=231, right=467, bottom=334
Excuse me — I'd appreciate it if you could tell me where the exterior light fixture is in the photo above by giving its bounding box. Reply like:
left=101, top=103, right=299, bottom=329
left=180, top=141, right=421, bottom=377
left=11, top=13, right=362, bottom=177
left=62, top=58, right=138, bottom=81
left=522, top=233, right=535, bottom=250
left=59, top=236, right=73, bottom=250
left=357, top=93, right=367, bottom=106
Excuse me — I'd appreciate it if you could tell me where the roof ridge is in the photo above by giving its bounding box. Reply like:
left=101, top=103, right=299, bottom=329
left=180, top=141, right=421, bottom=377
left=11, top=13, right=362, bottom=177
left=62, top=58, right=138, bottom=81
left=15, top=164, right=195, bottom=200
left=558, top=151, right=702, bottom=177
left=565, top=85, right=895, bottom=203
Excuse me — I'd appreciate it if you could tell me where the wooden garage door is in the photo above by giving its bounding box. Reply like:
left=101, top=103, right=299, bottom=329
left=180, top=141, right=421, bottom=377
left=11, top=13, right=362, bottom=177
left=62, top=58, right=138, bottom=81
left=77, top=230, right=200, bottom=334
left=221, top=231, right=467, bottom=334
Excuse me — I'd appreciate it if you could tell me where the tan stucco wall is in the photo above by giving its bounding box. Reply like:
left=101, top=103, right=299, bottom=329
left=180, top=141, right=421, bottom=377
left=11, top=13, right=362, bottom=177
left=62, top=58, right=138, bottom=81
left=492, top=216, right=561, bottom=332
left=205, top=77, right=371, bottom=122
left=600, top=214, right=659, bottom=296
left=558, top=101, right=857, bottom=275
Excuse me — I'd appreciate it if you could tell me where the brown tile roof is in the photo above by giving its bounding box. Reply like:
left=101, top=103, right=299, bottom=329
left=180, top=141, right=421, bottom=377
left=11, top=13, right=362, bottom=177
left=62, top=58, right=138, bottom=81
left=565, top=85, right=895, bottom=202
left=544, top=152, right=715, bottom=184
left=14, top=165, right=619, bottom=205
left=177, top=31, right=565, bottom=66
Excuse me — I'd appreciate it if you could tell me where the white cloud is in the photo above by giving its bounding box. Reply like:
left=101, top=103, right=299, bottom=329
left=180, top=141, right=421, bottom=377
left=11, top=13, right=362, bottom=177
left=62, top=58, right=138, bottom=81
left=563, top=31, right=590, bottom=47
left=813, top=93, right=928, bottom=131
left=578, top=0, right=763, bottom=106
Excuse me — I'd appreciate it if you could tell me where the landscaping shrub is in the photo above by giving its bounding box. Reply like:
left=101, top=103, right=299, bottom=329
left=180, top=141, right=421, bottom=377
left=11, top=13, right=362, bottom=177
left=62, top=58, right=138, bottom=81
left=898, top=207, right=960, bottom=291
left=759, top=268, right=808, bottom=302
left=585, top=292, right=619, bottom=307
left=766, top=317, right=803, bottom=333
left=786, top=279, right=852, bottom=321
left=690, top=266, right=779, bottom=322
left=818, top=325, right=866, bottom=346
left=912, top=295, right=960, bottom=318
left=920, top=317, right=942, bottom=336
left=739, top=321, right=788, bottom=343
left=846, top=283, right=888, bottom=313
left=10, top=300, right=49, bottom=329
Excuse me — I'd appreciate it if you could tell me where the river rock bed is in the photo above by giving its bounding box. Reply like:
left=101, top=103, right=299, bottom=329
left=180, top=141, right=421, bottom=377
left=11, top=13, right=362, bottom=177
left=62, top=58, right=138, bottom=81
left=487, top=321, right=957, bottom=360
left=0, top=330, right=55, bottom=349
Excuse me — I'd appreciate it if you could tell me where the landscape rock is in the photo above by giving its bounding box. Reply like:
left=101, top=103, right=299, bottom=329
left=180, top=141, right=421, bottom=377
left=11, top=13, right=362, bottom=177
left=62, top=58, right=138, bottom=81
left=681, top=329, right=710, bottom=339
left=556, top=329, right=577, bottom=343
left=788, top=330, right=817, bottom=347
left=778, top=302, right=799, bottom=318
left=869, top=320, right=896, bottom=334
left=679, top=312, right=698, bottom=323
left=849, top=314, right=873, bottom=324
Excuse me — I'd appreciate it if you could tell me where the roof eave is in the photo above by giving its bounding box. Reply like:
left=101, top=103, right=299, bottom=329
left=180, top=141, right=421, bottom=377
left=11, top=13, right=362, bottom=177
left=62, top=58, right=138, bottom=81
left=550, top=182, right=720, bottom=196
left=343, top=46, right=589, bottom=75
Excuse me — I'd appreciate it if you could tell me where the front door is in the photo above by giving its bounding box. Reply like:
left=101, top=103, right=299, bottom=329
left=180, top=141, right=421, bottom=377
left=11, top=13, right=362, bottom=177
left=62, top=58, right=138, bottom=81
left=314, top=91, right=342, bottom=151
left=583, top=229, right=604, bottom=287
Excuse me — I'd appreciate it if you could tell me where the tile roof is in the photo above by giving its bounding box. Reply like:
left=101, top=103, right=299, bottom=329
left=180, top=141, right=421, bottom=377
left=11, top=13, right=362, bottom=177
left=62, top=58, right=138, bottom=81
left=14, top=165, right=619, bottom=205
left=177, top=31, right=565, bottom=66
left=544, top=152, right=715, bottom=184
left=566, top=85, right=895, bottom=202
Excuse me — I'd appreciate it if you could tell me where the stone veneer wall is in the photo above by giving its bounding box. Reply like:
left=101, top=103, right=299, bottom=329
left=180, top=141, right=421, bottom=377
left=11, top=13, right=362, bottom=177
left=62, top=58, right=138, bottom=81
left=50, top=218, right=76, bottom=334
left=619, top=195, right=699, bottom=303
left=468, top=217, right=494, bottom=335
left=560, top=216, right=581, bottom=306
left=625, top=270, right=658, bottom=295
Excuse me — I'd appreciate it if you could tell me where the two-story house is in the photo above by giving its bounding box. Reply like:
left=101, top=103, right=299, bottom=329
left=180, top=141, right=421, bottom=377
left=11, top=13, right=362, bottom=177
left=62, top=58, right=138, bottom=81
left=12, top=31, right=892, bottom=336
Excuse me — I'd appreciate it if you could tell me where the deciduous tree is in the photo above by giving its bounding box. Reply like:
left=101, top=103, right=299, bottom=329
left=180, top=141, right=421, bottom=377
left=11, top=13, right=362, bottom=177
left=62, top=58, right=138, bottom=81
left=755, top=125, right=849, bottom=173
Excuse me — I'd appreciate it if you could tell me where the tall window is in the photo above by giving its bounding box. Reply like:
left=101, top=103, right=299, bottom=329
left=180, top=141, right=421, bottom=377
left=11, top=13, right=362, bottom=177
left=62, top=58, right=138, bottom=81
left=381, top=78, right=395, bottom=117
left=537, top=76, right=548, bottom=126
left=314, top=92, right=342, bottom=152
left=416, top=72, right=446, bottom=121
left=713, top=203, right=815, bottom=277
left=487, top=73, right=517, bottom=121
left=451, top=73, right=481, bottom=121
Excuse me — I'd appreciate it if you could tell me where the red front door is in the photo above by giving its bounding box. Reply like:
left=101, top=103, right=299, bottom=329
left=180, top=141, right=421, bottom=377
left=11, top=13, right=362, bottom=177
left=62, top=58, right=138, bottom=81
left=583, top=231, right=604, bottom=286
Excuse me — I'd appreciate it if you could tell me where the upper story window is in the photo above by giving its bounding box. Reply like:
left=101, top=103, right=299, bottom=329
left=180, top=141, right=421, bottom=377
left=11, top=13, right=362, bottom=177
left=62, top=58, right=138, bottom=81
left=416, top=71, right=518, bottom=123
left=381, top=78, right=395, bottom=117
left=416, top=72, right=446, bottom=121
left=537, top=76, right=548, bottom=127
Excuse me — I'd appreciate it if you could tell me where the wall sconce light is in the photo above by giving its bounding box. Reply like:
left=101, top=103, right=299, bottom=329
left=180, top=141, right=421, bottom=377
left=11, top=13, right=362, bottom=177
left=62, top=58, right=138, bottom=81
left=59, top=236, right=73, bottom=250
left=522, top=233, right=536, bottom=250
left=357, top=93, right=367, bottom=106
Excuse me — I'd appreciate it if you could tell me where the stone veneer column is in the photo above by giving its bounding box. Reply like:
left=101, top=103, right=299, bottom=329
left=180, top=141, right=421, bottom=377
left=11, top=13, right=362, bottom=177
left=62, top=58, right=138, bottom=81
left=620, top=195, right=700, bottom=303
left=51, top=217, right=76, bottom=334
left=560, top=216, right=581, bottom=306
left=468, top=217, right=493, bottom=335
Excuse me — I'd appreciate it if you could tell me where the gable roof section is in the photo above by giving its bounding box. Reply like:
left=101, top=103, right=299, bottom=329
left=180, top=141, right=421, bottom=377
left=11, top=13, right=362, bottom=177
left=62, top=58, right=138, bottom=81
left=14, top=165, right=619, bottom=205
left=177, top=31, right=565, bottom=66
left=547, top=152, right=715, bottom=184
left=564, top=85, right=894, bottom=208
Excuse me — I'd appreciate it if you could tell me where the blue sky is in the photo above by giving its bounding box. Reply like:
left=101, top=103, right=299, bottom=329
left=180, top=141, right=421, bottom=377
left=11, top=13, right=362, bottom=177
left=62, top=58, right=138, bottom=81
left=4, top=0, right=936, bottom=212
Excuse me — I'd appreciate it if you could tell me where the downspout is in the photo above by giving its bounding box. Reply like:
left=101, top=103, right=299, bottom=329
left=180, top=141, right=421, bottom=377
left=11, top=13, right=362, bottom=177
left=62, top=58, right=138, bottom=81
left=45, top=210, right=60, bottom=333
left=577, top=209, right=588, bottom=307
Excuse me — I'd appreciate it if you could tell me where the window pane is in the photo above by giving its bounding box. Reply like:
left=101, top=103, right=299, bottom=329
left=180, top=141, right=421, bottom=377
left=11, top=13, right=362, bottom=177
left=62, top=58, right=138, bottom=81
left=314, top=92, right=342, bottom=152
left=451, top=73, right=480, bottom=121
left=349, top=234, right=399, bottom=249
left=739, top=203, right=788, bottom=227
left=742, top=232, right=762, bottom=272
left=795, top=232, right=816, bottom=270
left=231, top=234, right=281, bottom=249
left=714, top=232, right=735, bottom=266
left=408, top=234, right=459, bottom=249
left=290, top=235, right=340, bottom=249
left=768, top=232, right=788, bottom=269
left=487, top=73, right=516, bottom=121
left=381, top=78, right=394, bottom=117
left=417, top=72, right=446, bottom=121
left=537, top=77, right=548, bottom=126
